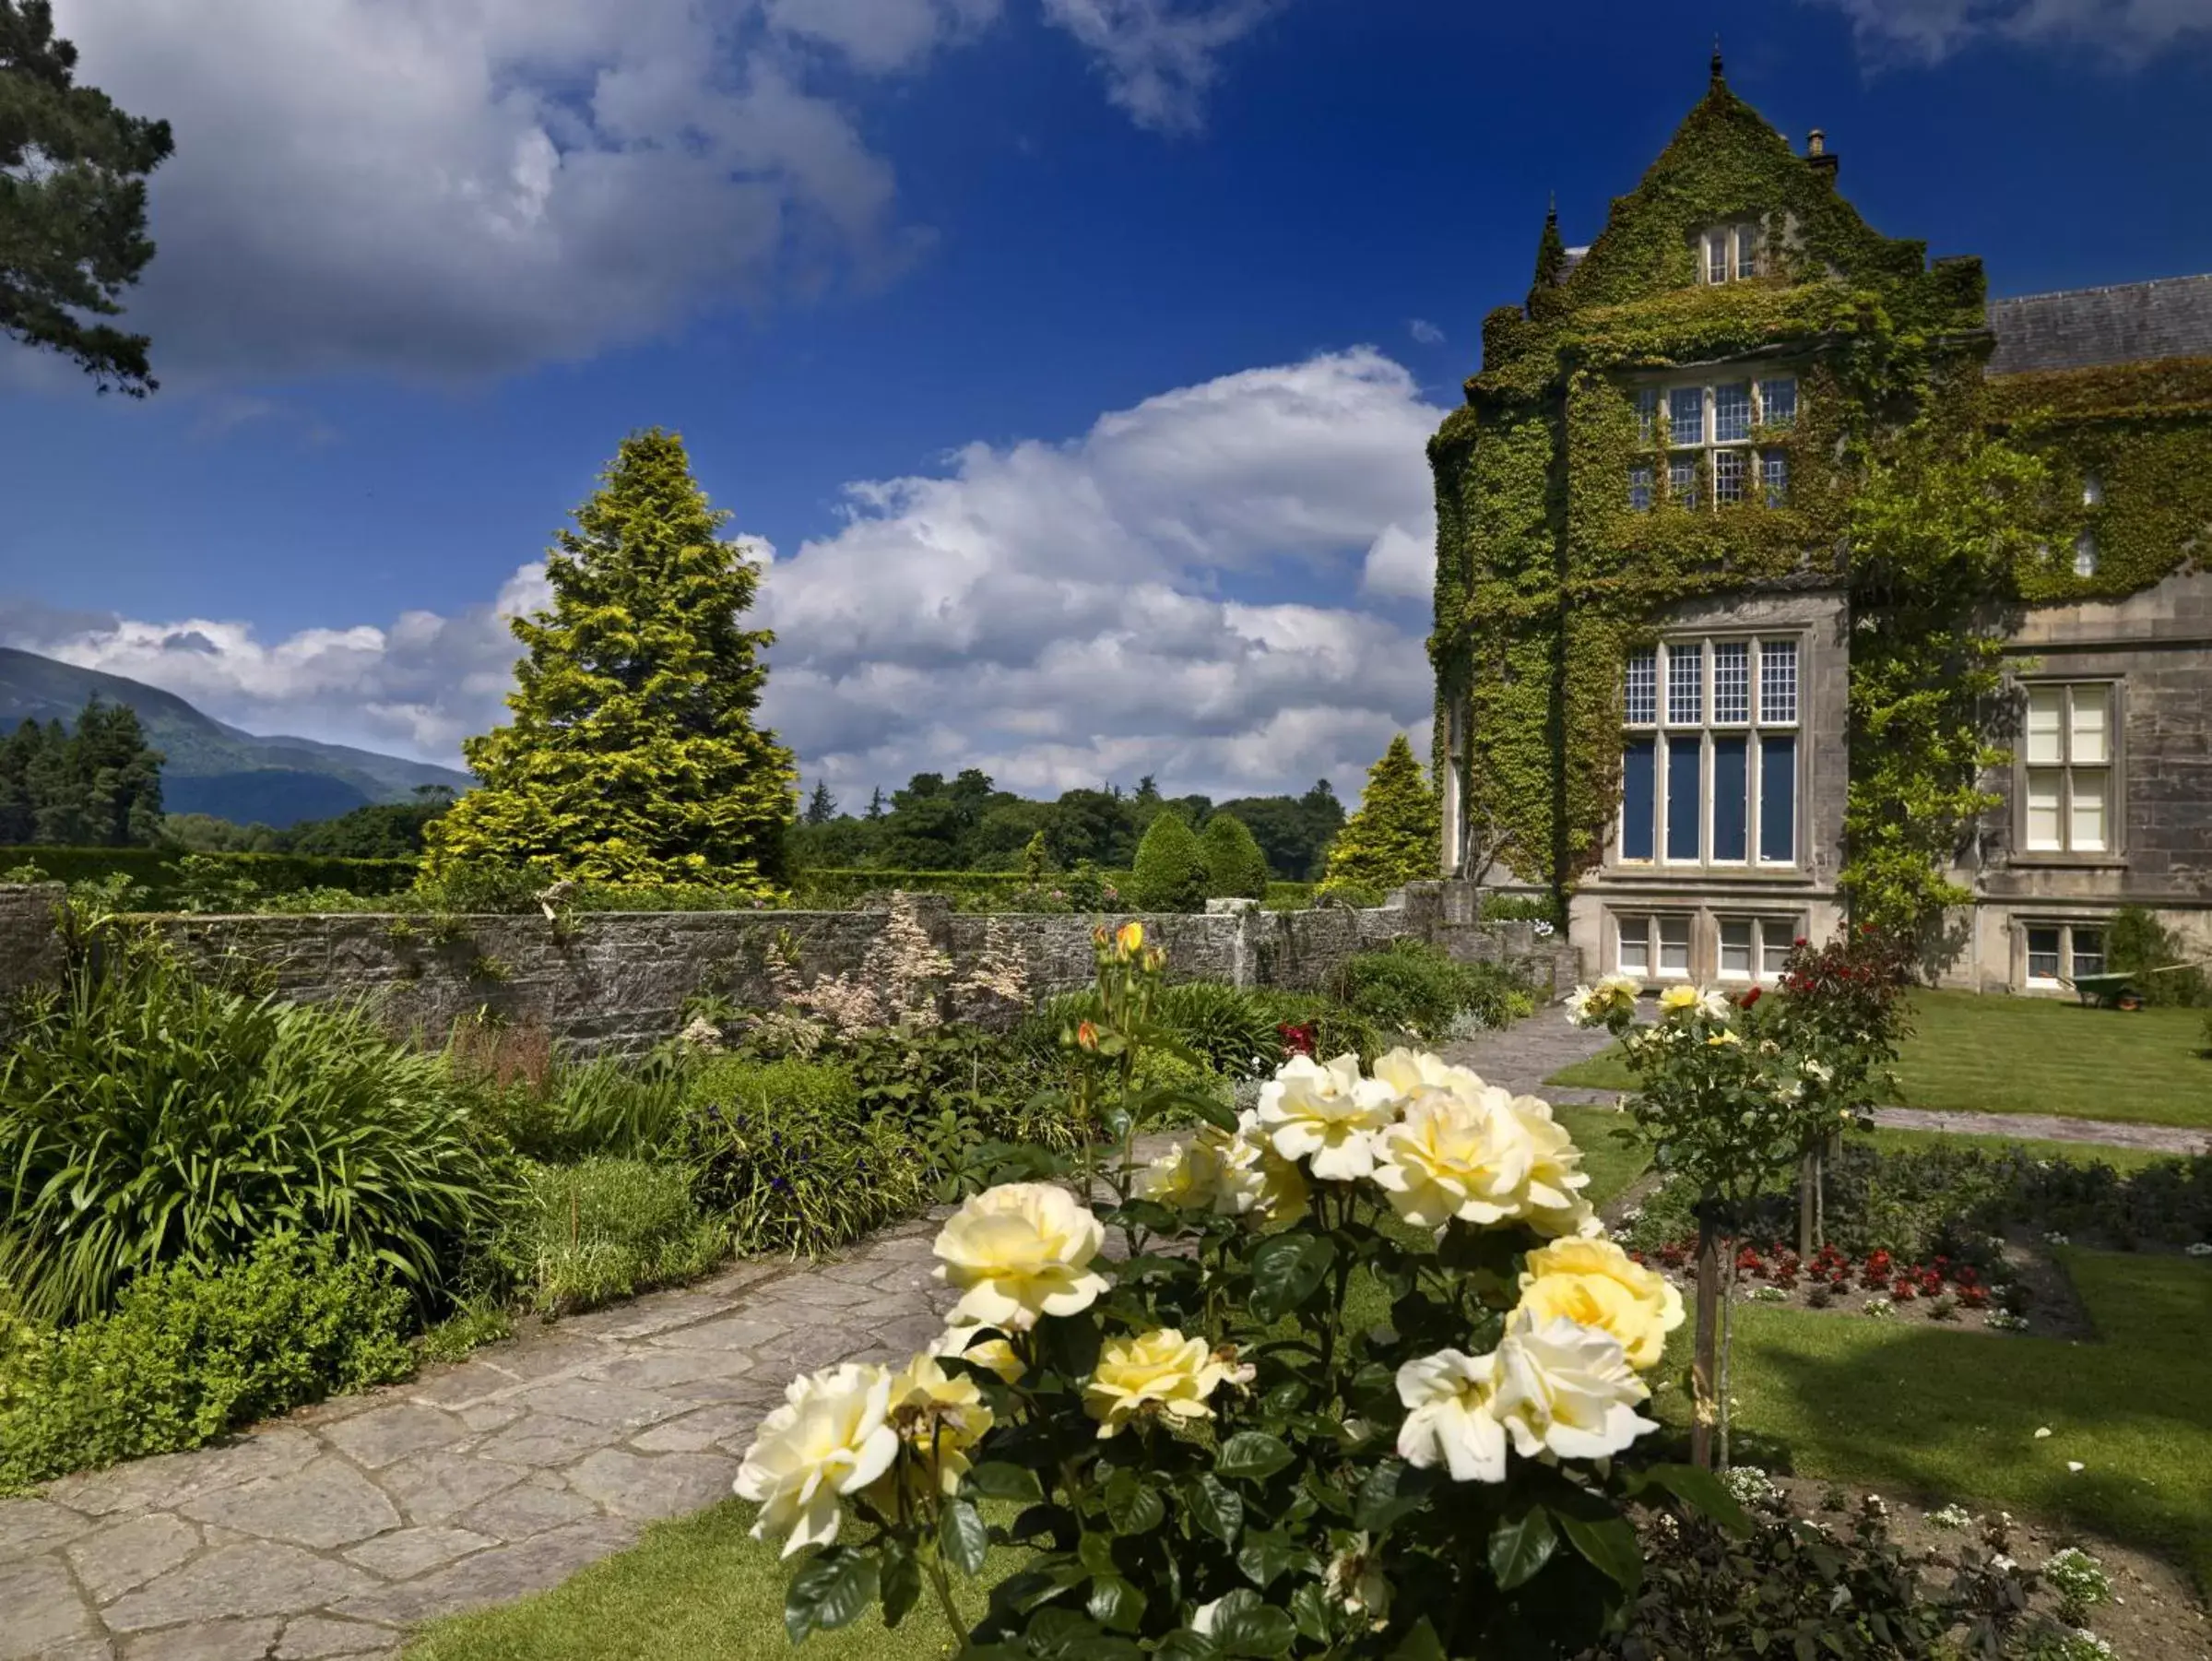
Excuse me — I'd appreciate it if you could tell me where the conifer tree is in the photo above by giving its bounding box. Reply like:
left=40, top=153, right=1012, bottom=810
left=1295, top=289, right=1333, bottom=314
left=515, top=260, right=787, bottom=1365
left=423, top=429, right=796, bottom=889
left=1198, top=812, right=1270, bottom=900
left=1319, top=735, right=1440, bottom=898
left=803, top=780, right=837, bottom=826
left=1130, top=810, right=1206, bottom=912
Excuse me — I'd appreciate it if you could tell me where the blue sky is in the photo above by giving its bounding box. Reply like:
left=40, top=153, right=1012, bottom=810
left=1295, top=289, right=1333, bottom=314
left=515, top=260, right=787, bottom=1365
left=2, top=0, right=2208, bottom=805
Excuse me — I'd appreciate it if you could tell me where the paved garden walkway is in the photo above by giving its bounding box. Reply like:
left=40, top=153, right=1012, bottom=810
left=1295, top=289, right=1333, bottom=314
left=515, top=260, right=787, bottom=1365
left=6, top=1008, right=2203, bottom=1661
left=0, top=1219, right=960, bottom=1661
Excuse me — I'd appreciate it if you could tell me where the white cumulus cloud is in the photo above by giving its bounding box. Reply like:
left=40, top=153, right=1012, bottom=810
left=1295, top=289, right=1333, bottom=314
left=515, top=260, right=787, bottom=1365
left=40, top=0, right=1281, bottom=387
left=3, top=349, right=1449, bottom=805
left=1805, top=0, right=2212, bottom=64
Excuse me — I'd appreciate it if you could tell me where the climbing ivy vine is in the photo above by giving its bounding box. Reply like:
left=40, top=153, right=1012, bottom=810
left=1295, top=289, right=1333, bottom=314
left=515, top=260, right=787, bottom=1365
left=1430, top=65, right=2203, bottom=945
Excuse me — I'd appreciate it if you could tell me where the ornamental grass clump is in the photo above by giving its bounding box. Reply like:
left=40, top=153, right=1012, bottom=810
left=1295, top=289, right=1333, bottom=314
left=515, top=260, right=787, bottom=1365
left=736, top=923, right=1747, bottom=1658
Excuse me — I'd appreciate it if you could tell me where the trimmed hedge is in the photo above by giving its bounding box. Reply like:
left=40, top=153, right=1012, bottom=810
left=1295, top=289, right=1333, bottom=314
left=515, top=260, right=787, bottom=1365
left=0, top=845, right=416, bottom=907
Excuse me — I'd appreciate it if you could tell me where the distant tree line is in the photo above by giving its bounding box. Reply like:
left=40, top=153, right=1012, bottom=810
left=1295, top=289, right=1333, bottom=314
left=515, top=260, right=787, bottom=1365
left=787, top=770, right=1347, bottom=882
left=0, top=698, right=166, bottom=847
left=163, top=788, right=458, bottom=860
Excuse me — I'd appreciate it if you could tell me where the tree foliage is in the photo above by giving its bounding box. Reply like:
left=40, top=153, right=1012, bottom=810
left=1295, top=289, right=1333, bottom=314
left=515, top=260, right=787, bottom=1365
left=422, top=429, right=796, bottom=890
left=0, top=696, right=164, bottom=846
left=1198, top=810, right=1270, bottom=899
left=0, top=0, right=173, bottom=394
left=1320, top=734, right=1440, bottom=898
left=1130, top=809, right=1207, bottom=911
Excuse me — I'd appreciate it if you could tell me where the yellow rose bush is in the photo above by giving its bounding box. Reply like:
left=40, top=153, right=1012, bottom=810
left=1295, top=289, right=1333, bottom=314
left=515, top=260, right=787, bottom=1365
left=745, top=925, right=1747, bottom=1655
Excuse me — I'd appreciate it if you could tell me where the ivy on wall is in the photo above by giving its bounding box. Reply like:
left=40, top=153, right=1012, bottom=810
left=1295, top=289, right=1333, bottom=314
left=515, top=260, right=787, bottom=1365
left=1428, top=66, right=2196, bottom=941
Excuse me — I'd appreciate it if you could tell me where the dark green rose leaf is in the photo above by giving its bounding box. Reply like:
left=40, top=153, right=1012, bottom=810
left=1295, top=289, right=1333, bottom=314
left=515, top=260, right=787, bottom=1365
left=1487, top=1504, right=1558, bottom=1590
left=1212, top=1597, right=1296, bottom=1658
left=1289, top=1581, right=1333, bottom=1643
left=1248, top=1232, right=1335, bottom=1322
left=1557, top=1510, right=1643, bottom=1593
left=1105, top=1468, right=1166, bottom=1535
left=1155, top=1631, right=1221, bottom=1661
left=1235, top=1531, right=1318, bottom=1589
left=1188, top=1472, right=1245, bottom=1545
left=969, top=1462, right=1045, bottom=1503
left=1353, top=1460, right=1431, bottom=1532
left=1216, top=1431, right=1295, bottom=1483
left=1636, top=1463, right=1754, bottom=1536
left=1087, top=1574, right=1148, bottom=1632
left=785, top=1546, right=880, bottom=1643
left=942, top=1498, right=990, bottom=1576
left=1389, top=1616, right=1448, bottom=1661
left=879, top=1537, right=921, bottom=1629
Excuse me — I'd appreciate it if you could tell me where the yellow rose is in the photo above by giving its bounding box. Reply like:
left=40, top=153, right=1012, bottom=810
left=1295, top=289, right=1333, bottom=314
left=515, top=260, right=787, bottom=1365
left=1506, top=1094, right=1597, bottom=1238
left=1515, top=1238, right=1686, bottom=1370
left=933, top=1182, right=1110, bottom=1332
left=1214, top=1119, right=1310, bottom=1225
left=1371, top=1088, right=1531, bottom=1228
left=1083, top=1328, right=1231, bottom=1438
left=1256, top=1052, right=1398, bottom=1180
left=1132, top=1138, right=1227, bottom=1210
left=735, top=1363, right=898, bottom=1556
left=1116, top=920, right=1144, bottom=956
left=1657, top=983, right=1699, bottom=1012
left=868, top=1352, right=996, bottom=1505
left=932, top=1323, right=1027, bottom=1385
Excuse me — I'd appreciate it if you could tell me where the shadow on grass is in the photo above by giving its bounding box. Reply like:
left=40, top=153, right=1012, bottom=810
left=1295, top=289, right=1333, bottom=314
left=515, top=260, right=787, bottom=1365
left=1694, top=1251, right=2212, bottom=1594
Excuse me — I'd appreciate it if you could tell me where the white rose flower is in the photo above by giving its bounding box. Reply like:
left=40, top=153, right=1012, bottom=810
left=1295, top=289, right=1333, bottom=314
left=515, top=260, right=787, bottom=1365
left=1255, top=1052, right=1398, bottom=1180
left=1695, top=987, right=1733, bottom=1021
left=1370, top=1047, right=1486, bottom=1100
left=1487, top=1312, right=1660, bottom=1465
left=1395, top=1347, right=1509, bottom=1483
left=735, top=1362, right=899, bottom=1557
left=932, top=1181, right=1110, bottom=1331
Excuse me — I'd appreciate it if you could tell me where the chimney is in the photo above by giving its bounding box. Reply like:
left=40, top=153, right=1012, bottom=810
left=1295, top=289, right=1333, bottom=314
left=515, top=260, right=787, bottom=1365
left=1805, top=128, right=1839, bottom=184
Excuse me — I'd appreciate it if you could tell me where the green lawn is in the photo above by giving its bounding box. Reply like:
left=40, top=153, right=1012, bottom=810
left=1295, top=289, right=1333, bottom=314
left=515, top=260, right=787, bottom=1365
left=406, top=1497, right=1015, bottom=1660
left=1673, top=1249, right=2212, bottom=1593
left=1548, top=989, right=2212, bottom=1129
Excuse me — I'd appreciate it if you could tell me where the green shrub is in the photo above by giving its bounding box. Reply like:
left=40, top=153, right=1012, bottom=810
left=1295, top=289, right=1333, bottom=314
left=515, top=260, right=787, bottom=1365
left=0, top=844, right=417, bottom=908
left=681, top=1059, right=928, bottom=1255
left=1197, top=813, right=1270, bottom=900
left=0, top=936, right=513, bottom=1323
left=1130, top=812, right=1206, bottom=911
left=491, top=1159, right=727, bottom=1318
left=1024, top=980, right=1284, bottom=1081
left=2107, top=904, right=2210, bottom=1007
left=0, top=1231, right=414, bottom=1491
left=1240, top=989, right=1391, bottom=1068
left=1480, top=890, right=1566, bottom=927
left=1330, top=940, right=1532, bottom=1039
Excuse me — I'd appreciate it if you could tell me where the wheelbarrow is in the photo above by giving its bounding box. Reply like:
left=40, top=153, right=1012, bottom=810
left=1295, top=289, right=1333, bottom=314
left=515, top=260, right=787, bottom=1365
left=2063, top=959, right=2212, bottom=1010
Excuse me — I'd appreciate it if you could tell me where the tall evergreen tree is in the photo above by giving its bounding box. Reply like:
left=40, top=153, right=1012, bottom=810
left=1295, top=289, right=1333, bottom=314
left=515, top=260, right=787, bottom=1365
left=422, top=428, right=797, bottom=888
left=1319, top=735, right=1440, bottom=897
left=803, top=780, right=838, bottom=825
left=866, top=787, right=885, bottom=821
left=72, top=696, right=163, bottom=845
left=1130, top=809, right=1207, bottom=912
left=0, top=717, right=45, bottom=842
left=0, top=1, right=174, bottom=394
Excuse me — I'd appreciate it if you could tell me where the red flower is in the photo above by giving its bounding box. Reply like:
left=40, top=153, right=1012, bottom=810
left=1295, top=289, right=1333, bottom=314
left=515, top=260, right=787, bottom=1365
left=1739, top=986, right=1763, bottom=1009
left=1276, top=1022, right=1316, bottom=1058
left=1891, top=1278, right=1918, bottom=1301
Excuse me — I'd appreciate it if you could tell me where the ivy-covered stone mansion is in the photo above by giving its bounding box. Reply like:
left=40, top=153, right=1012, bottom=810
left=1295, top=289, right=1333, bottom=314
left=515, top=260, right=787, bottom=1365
left=1430, top=55, right=2211, bottom=996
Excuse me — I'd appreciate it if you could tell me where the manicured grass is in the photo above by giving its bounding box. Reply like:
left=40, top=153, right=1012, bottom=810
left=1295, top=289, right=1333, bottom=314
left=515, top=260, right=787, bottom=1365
left=1547, top=989, right=2212, bottom=1129
left=1665, top=1249, right=2212, bottom=1593
left=407, top=1499, right=1023, bottom=1661
left=1554, top=1102, right=1651, bottom=1209
left=1862, top=1124, right=2174, bottom=1171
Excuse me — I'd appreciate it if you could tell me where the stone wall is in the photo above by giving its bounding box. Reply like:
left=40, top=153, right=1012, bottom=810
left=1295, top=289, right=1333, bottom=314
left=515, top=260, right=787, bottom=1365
left=0, top=882, right=65, bottom=1007
left=0, top=882, right=1579, bottom=1055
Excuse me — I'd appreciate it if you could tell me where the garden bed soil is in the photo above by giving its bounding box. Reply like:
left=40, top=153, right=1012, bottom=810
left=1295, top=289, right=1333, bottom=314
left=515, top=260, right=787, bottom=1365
left=1762, top=1473, right=2211, bottom=1661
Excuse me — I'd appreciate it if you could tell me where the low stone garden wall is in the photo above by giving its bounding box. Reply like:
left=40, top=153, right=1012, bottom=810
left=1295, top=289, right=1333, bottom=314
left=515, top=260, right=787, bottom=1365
left=0, top=882, right=1579, bottom=1055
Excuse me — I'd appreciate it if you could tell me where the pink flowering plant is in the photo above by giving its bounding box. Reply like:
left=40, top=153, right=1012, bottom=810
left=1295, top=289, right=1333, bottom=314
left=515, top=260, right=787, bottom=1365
left=739, top=931, right=1747, bottom=1656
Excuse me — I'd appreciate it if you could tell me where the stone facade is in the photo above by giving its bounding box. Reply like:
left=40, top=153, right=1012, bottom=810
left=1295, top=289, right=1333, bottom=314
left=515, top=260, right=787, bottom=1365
left=0, top=883, right=1579, bottom=1055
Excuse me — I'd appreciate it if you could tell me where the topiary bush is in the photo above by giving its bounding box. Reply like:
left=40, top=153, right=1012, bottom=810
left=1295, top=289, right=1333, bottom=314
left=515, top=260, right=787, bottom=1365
left=1197, top=812, right=1271, bottom=900
left=0, top=1231, right=414, bottom=1492
left=0, top=934, right=514, bottom=1323
left=1130, top=811, right=1207, bottom=911
left=2106, top=904, right=2210, bottom=1007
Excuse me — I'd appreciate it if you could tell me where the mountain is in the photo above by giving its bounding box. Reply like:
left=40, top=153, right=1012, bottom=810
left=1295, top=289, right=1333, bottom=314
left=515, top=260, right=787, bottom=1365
left=0, top=647, right=473, bottom=828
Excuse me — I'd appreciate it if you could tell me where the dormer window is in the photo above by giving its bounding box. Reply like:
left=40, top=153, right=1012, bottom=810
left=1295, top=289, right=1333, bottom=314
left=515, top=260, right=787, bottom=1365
left=2082, top=471, right=2103, bottom=507
left=1699, top=224, right=1761, bottom=284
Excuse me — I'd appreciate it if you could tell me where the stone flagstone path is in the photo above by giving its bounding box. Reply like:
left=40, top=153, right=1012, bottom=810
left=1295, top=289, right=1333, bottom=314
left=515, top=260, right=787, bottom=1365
left=0, top=1218, right=960, bottom=1661
left=6, top=1006, right=2204, bottom=1660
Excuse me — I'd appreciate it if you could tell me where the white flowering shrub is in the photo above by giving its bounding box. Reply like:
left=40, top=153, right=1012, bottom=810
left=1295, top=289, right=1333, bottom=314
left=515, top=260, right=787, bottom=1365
left=739, top=925, right=1750, bottom=1655
left=2041, top=1547, right=2112, bottom=1624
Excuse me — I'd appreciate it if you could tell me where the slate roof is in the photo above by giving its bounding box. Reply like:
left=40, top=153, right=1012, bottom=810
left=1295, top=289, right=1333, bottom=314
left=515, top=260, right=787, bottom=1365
left=1987, top=274, right=2212, bottom=375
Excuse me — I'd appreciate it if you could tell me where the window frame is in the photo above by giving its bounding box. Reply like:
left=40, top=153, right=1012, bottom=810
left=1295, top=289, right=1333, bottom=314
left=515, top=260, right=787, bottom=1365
left=1626, top=373, right=1797, bottom=514
left=1618, top=635, right=1804, bottom=872
left=2021, top=919, right=2110, bottom=991
left=1613, top=910, right=1696, bottom=982
left=1714, top=914, right=1807, bottom=983
left=1696, top=223, right=1763, bottom=285
left=2014, top=678, right=2123, bottom=861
